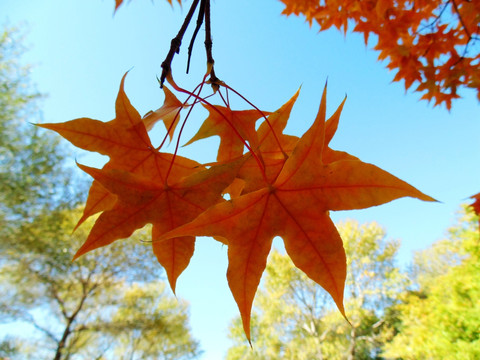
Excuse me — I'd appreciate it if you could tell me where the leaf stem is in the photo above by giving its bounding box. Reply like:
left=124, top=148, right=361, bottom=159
left=167, top=77, right=268, bottom=183
left=222, top=83, right=288, bottom=160
left=163, top=75, right=209, bottom=183
left=217, top=88, right=229, bottom=108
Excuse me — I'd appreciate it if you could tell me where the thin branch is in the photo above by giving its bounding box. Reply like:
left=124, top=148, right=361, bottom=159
left=49, top=283, right=69, bottom=319
left=204, top=0, right=220, bottom=84
left=186, top=0, right=206, bottom=74
left=26, top=313, right=59, bottom=343
left=53, top=285, right=90, bottom=360
left=451, top=0, right=472, bottom=39
left=416, top=0, right=451, bottom=35
left=204, top=0, right=213, bottom=65
left=160, top=0, right=201, bottom=87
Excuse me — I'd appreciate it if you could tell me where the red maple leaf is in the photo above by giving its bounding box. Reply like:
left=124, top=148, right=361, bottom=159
left=154, top=85, right=435, bottom=340
left=39, top=74, right=200, bottom=229
left=142, top=85, right=189, bottom=141
left=75, top=160, right=241, bottom=291
left=469, top=192, right=480, bottom=231
left=185, top=104, right=269, bottom=162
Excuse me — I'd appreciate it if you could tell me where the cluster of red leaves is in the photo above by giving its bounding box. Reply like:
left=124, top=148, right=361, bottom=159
left=39, top=73, right=434, bottom=340
left=280, top=0, right=480, bottom=109
left=470, top=192, right=480, bottom=231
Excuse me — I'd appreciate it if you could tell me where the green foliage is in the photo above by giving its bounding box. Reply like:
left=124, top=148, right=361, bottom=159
left=0, top=207, right=201, bottom=360
left=382, top=208, right=480, bottom=360
left=0, top=27, right=72, bottom=224
left=0, top=337, right=19, bottom=359
left=109, top=282, right=200, bottom=360
left=226, top=221, right=405, bottom=360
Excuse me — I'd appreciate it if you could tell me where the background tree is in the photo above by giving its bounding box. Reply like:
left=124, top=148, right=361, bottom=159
left=108, top=282, right=200, bottom=360
left=226, top=221, right=405, bottom=360
left=0, top=27, right=200, bottom=360
left=0, top=27, right=72, bottom=223
left=382, top=207, right=480, bottom=359
left=0, top=209, right=200, bottom=360
left=279, top=0, right=480, bottom=109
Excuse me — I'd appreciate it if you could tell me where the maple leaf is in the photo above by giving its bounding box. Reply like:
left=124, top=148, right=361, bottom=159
left=39, top=74, right=200, bottom=228
left=75, top=159, right=242, bottom=291
left=114, top=0, right=123, bottom=11
left=256, top=88, right=300, bottom=158
left=39, top=74, right=235, bottom=291
left=237, top=90, right=355, bottom=196
left=142, top=85, right=187, bottom=138
left=155, top=85, right=435, bottom=340
left=279, top=0, right=480, bottom=107
left=184, top=104, right=268, bottom=162
left=234, top=90, right=301, bottom=195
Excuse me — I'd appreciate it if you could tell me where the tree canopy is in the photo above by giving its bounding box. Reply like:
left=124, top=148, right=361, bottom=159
left=383, top=207, right=480, bottom=359
left=0, top=28, right=71, bottom=222
left=279, top=0, right=480, bottom=109
left=1, top=209, right=200, bottom=360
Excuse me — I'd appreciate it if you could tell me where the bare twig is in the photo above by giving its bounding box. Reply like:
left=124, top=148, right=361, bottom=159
left=160, top=0, right=201, bottom=87
left=204, top=0, right=220, bottom=85
left=186, top=0, right=206, bottom=73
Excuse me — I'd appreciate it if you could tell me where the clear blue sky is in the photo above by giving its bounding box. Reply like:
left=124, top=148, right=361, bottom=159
left=2, top=0, right=479, bottom=359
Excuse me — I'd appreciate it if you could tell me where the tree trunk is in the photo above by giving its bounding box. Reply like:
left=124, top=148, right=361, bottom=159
left=347, top=326, right=357, bottom=360
left=53, top=321, right=73, bottom=360
left=52, top=287, right=89, bottom=360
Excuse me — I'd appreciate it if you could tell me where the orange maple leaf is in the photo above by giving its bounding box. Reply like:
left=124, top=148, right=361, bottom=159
left=39, top=74, right=200, bottom=228
left=114, top=0, right=123, bottom=11
left=280, top=0, right=480, bottom=108
left=40, top=75, right=228, bottom=290
left=155, top=85, right=435, bottom=340
left=185, top=104, right=268, bottom=162
left=75, top=159, right=242, bottom=291
left=142, top=85, right=187, bottom=138
left=234, top=90, right=300, bottom=195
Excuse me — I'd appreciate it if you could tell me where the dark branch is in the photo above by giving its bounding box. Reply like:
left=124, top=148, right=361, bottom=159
left=186, top=0, right=206, bottom=74
left=159, top=0, right=221, bottom=89
left=53, top=283, right=90, bottom=360
left=450, top=0, right=472, bottom=40
left=160, top=0, right=201, bottom=87
left=204, top=0, right=220, bottom=85
left=23, top=312, right=59, bottom=343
